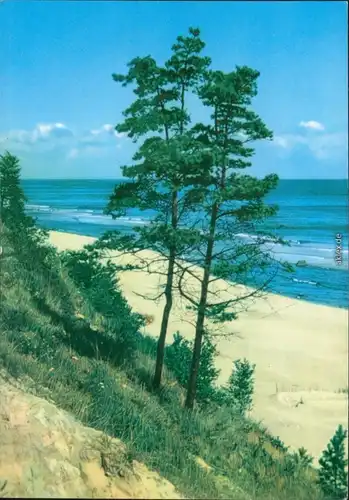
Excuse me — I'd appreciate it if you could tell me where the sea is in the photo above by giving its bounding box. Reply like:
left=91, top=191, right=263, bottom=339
left=21, top=179, right=348, bottom=309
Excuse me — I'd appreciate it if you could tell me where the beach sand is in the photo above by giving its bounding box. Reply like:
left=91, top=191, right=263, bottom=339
left=49, top=230, right=348, bottom=462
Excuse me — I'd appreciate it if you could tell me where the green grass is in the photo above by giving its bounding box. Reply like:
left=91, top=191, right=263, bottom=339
left=0, top=228, right=324, bottom=500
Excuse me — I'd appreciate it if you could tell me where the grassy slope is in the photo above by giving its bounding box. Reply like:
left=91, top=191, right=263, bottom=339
left=0, top=229, right=323, bottom=500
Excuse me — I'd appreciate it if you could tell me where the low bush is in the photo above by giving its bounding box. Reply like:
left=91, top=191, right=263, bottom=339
left=165, top=332, right=219, bottom=404
left=61, top=247, right=144, bottom=364
left=318, top=425, right=348, bottom=500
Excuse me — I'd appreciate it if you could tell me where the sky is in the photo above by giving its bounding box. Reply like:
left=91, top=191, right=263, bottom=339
left=0, top=0, right=347, bottom=179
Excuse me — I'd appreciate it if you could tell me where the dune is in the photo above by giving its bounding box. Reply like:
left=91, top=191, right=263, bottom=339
left=49, top=230, right=348, bottom=463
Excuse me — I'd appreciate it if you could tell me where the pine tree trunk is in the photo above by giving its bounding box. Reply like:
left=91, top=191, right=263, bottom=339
left=153, top=191, right=178, bottom=389
left=153, top=247, right=175, bottom=389
left=184, top=301, right=206, bottom=409
left=185, top=202, right=218, bottom=409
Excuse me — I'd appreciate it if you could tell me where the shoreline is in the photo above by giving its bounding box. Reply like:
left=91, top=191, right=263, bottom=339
left=48, top=228, right=348, bottom=308
left=49, top=230, right=348, bottom=462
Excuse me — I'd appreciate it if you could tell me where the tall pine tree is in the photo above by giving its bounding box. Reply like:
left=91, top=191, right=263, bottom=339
left=102, top=28, right=211, bottom=388
left=176, top=68, right=289, bottom=409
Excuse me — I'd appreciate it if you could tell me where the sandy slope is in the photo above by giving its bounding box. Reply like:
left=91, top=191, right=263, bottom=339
left=0, top=372, right=183, bottom=499
left=49, top=231, right=348, bottom=463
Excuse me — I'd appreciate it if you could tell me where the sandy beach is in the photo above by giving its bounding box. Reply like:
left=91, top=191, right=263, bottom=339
left=49, top=230, right=348, bottom=462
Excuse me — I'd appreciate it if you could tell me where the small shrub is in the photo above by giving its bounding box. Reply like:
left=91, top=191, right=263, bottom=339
left=268, top=434, right=289, bottom=453
left=296, top=447, right=314, bottom=467
left=61, top=247, right=143, bottom=363
left=213, top=359, right=256, bottom=415
left=280, top=447, right=314, bottom=478
left=318, top=425, right=348, bottom=500
left=226, top=358, right=256, bottom=415
left=165, top=332, right=220, bottom=404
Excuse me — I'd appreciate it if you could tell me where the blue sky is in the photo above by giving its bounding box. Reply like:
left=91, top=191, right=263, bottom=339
left=0, top=0, right=347, bottom=179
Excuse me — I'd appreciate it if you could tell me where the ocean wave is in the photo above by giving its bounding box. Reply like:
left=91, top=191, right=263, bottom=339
left=277, top=223, right=348, bottom=231
left=235, top=233, right=348, bottom=256
left=76, top=208, right=95, bottom=214
left=292, top=278, right=317, bottom=286
left=67, top=214, right=149, bottom=226
left=288, top=242, right=348, bottom=255
left=26, top=204, right=150, bottom=227
left=26, top=204, right=52, bottom=212
left=235, top=233, right=277, bottom=244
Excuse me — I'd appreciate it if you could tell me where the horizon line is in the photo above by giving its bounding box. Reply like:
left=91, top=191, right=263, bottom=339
left=21, top=177, right=349, bottom=181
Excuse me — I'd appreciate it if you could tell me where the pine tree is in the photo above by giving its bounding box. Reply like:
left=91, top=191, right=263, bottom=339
left=0, top=151, right=29, bottom=229
left=227, top=358, right=256, bottom=415
left=318, top=425, right=348, bottom=500
left=102, top=27, right=211, bottom=389
left=0, top=152, right=50, bottom=265
left=176, top=68, right=289, bottom=409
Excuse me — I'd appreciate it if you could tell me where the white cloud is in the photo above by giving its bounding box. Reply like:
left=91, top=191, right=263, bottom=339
left=272, top=136, right=290, bottom=148
left=299, top=120, right=325, bottom=131
left=0, top=123, right=73, bottom=148
left=35, top=122, right=73, bottom=139
left=89, top=124, right=125, bottom=139
left=272, top=118, right=347, bottom=160
left=74, top=124, right=126, bottom=154
left=0, top=122, right=126, bottom=157
left=273, top=131, right=347, bottom=160
left=102, top=124, right=114, bottom=134
left=307, top=132, right=347, bottom=159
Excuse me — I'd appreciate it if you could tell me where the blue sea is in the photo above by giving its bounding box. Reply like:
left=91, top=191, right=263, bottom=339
left=22, top=179, right=348, bottom=309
